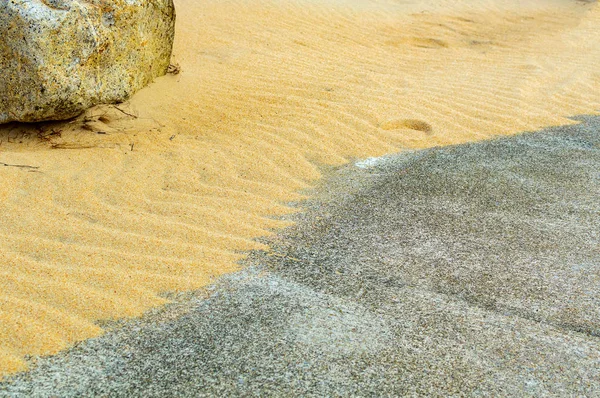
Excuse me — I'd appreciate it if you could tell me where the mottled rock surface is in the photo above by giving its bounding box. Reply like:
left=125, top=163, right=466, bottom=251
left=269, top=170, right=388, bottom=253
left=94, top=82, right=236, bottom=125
left=0, top=0, right=175, bottom=123
left=1, top=117, right=600, bottom=396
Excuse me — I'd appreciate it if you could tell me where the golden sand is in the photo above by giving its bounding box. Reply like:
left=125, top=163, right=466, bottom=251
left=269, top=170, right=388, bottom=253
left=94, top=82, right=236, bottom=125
left=1, top=0, right=599, bottom=376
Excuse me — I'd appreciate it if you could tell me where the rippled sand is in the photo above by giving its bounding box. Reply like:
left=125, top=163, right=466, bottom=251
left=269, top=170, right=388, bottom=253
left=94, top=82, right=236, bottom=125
left=1, top=0, right=599, bottom=376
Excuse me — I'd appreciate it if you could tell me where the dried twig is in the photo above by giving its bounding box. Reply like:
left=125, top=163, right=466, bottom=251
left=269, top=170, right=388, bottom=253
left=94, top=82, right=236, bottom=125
left=1, top=162, right=39, bottom=169
left=50, top=143, right=94, bottom=150
left=37, top=127, right=62, bottom=142
left=111, top=105, right=138, bottom=119
left=167, top=63, right=181, bottom=75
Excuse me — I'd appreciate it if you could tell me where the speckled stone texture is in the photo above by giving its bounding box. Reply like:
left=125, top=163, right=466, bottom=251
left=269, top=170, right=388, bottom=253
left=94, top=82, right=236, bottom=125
left=1, top=117, right=599, bottom=397
left=0, top=0, right=175, bottom=123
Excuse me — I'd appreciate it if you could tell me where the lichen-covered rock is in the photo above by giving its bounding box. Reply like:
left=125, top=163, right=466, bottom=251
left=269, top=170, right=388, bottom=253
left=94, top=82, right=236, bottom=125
left=0, top=0, right=175, bottom=123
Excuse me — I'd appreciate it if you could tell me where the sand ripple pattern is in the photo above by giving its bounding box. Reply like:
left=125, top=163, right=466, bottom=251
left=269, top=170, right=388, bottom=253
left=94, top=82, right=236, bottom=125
left=1, top=0, right=599, bottom=376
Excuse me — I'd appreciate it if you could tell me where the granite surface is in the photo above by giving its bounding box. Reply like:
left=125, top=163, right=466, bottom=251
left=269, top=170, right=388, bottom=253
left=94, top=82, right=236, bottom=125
left=0, top=0, right=175, bottom=123
left=1, top=116, right=599, bottom=396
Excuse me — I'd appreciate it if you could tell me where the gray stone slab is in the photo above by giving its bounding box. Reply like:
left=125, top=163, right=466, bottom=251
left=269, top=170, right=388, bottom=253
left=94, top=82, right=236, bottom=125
left=1, top=116, right=600, bottom=396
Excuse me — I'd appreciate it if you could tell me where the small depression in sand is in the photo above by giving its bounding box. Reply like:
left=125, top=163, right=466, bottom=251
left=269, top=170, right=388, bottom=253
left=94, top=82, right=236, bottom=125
left=1, top=0, right=600, bottom=377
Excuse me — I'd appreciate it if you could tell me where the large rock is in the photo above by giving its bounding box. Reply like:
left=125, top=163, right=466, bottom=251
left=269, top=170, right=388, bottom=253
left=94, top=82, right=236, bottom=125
left=0, top=0, right=175, bottom=123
